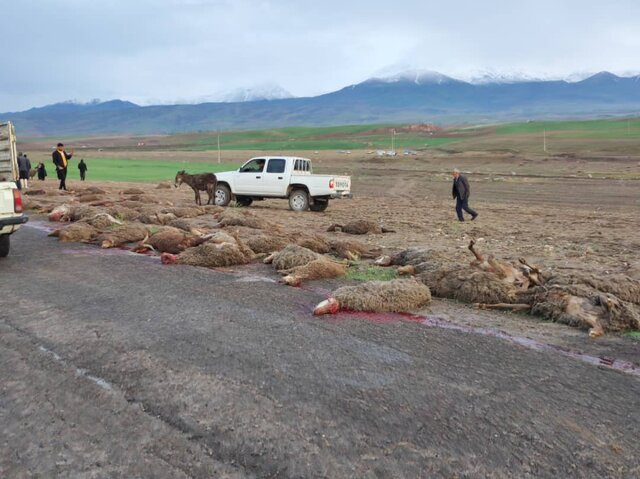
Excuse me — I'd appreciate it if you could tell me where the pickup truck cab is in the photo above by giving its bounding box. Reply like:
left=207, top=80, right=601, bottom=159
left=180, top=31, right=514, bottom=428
left=214, top=156, right=351, bottom=211
left=0, top=121, right=28, bottom=257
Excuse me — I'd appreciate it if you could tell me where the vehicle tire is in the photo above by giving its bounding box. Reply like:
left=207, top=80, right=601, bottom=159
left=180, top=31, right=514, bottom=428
left=288, top=189, right=309, bottom=212
left=215, top=184, right=232, bottom=206
left=0, top=235, right=9, bottom=258
left=309, top=199, right=329, bottom=212
left=235, top=196, right=253, bottom=207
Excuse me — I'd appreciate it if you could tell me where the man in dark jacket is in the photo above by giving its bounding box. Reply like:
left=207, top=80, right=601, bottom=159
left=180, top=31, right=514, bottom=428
left=452, top=168, right=478, bottom=222
left=78, top=159, right=88, bottom=181
left=17, top=152, right=31, bottom=189
left=52, top=142, right=74, bottom=190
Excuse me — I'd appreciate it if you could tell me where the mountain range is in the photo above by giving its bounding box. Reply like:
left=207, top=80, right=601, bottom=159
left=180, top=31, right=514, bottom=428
left=3, top=71, right=640, bottom=137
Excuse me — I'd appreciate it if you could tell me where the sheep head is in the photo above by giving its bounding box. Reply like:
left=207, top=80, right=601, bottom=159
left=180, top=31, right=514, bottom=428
left=161, top=252, right=178, bottom=264
left=313, top=298, right=340, bottom=315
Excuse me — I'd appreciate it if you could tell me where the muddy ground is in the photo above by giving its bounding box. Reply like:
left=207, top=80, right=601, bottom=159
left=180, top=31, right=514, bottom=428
left=3, top=149, right=640, bottom=477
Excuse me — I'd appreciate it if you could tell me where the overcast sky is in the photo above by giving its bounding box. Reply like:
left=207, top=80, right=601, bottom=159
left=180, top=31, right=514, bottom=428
left=3, top=0, right=639, bottom=111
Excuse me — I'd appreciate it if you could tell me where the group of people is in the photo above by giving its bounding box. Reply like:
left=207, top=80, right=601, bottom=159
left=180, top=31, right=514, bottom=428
left=16, top=143, right=88, bottom=191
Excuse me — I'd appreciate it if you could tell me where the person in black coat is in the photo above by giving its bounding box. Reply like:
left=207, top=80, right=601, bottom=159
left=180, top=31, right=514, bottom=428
left=37, top=162, right=47, bottom=181
left=52, top=142, right=74, bottom=190
left=78, top=159, right=88, bottom=181
left=452, top=168, right=478, bottom=222
left=17, top=152, right=31, bottom=189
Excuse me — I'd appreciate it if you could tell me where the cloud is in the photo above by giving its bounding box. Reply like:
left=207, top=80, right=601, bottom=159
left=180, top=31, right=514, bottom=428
left=1, top=0, right=639, bottom=111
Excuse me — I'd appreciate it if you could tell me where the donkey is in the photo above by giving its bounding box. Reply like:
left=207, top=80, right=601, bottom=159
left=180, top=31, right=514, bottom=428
left=174, top=170, right=217, bottom=205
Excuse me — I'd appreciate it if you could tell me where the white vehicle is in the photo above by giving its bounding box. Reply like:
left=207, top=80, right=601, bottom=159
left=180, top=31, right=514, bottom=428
left=214, top=156, right=351, bottom=212
left=0, top=121, right=28, bottom=257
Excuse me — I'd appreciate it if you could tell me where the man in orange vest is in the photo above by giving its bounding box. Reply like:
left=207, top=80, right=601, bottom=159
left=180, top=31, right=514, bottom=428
left=52, top=142, right=74, bottom=190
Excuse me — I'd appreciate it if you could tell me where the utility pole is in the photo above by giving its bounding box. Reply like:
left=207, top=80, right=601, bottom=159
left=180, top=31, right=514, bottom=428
left=391, top=129, right=395, bottom=151
left=543, top=129, right=547, bottom=153
left=217, top=130, right=221, bottom=164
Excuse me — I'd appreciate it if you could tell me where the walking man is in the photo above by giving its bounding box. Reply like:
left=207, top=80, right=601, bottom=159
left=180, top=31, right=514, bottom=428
left=78, top=159, right=88, bottom=181
left=52, top=142, right=73, bottom=190
left=452, top=168, right=478, bottom=222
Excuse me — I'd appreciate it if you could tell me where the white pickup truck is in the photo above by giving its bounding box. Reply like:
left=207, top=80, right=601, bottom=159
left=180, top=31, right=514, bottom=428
left=214, top=156, right=351, bottom=212
left=0, top=121, right=28, bottom=257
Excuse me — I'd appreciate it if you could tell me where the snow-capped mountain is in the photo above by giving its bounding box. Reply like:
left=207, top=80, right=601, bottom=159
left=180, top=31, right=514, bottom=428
left=198, top=83, right=294, bottom=103
left=368, top=69, right=458, bottom=85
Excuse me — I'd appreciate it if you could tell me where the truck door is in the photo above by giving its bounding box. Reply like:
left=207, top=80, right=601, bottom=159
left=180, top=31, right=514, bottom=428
left=261, top=158, right=288, bottom=195
left=234, top=158, right=266, bottom=194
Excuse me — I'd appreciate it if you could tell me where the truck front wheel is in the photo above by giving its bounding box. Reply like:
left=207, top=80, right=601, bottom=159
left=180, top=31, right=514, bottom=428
left=289, top=189, right=309, bottom=212
left=0, top=235, right=9, bottom=258
left=215, top=184, right=232, bottom=206
left=309, top=199, right=329, bottom=212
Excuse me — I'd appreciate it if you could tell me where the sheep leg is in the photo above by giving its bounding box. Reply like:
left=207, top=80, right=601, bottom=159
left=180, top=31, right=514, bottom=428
left=474, top=303, right=531, bottom=311
left=468, top=239, right=484, bottom=262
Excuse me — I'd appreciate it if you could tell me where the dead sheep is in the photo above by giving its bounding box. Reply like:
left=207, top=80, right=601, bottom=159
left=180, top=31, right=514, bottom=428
left=97, top=223, right=150, bottom=248
left=314, top=278, right=431, bottom=315
left=545, top=272, right=640, bottom=305
left=49, top=223, right=99, bottom=243
left=108, top=206, right=141, bottom=222
left=24, top=189, right=47, bottom=196
left=135, top=227, right=210, bottom=254
left=296, top=234, right=331, bottom=254
left=121, top=187, right=145, bottom=195
left=245, top=234, right=292, bottom=254
left=375, top=247, right=433, bottom=266
left=527, top=285, right=640, bottom=338
left=420, top=268, right=519, bottom=304
left=79, top=213, right=123, bottom=229
left=77, top=194, right=104, bottom=203
left=280, top=258, right=348, bottom=286
left=161, top=233, right=254, bottom=267
left=162, top=206, right=208, bottom=218
left=215, top=209, right=279, bottom=230
left=48, top=204, right=98, bottom=222
left=264, top=244, right=319, bottom=270
left=118, top=200, right=146, bottom=209
left=329, top=238, right=382, bottom=260
left=78, top=186, right=107, bottom=195
left=156, top=183, right=172, bottom=189
left=136, top=211, right=178, bottom=225
left=327, top=220, right=395, bottom=235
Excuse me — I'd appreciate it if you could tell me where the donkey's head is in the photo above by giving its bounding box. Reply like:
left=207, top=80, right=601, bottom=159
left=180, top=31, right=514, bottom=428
left=174, top=170, right=186, bottom=188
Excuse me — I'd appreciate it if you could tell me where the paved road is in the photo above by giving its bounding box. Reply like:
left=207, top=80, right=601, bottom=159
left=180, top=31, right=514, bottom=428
left=1, top=225, right=639, bottom=478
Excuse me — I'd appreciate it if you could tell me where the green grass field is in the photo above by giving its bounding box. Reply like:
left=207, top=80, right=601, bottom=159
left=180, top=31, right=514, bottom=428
left=70, top=158, right=237, bottom=182
left=182, top=125, right=462, bottom=151
left=494, top=118, right=640, bottom=139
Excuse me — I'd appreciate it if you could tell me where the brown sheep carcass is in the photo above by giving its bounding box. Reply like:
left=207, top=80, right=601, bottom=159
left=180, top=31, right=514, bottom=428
left=161, top=233, right=254, bottom=267
left=280, top=258, right=347, bottom=286
left=97, top=223, right=150, bottom=248
left=49, top=223, right=99, bottom=243
left=264, top=244, right=319, bottom=270
left=135, top=227, right=209, bottom=254
left=327, top=220, right=395, bottom=235
left=245, top=234, right=292, bottom=254
left=314, top=278, right=431, bottom=315
left=329, top=238, right=382, bottom=260
left=526, top=285, right=640, bottom=338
